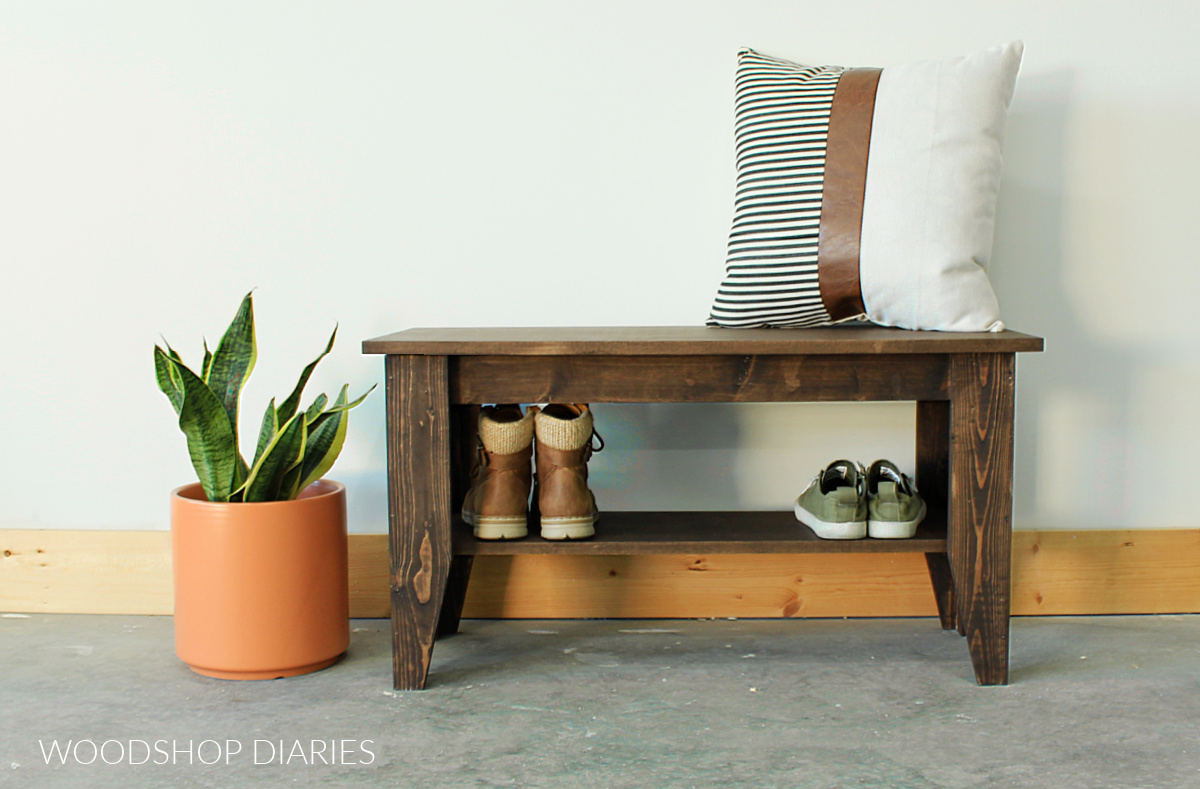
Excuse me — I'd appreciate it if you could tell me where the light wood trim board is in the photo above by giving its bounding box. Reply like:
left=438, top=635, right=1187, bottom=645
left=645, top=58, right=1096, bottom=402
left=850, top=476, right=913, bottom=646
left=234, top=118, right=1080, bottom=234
left=2, top=529, right=1197, bottom=618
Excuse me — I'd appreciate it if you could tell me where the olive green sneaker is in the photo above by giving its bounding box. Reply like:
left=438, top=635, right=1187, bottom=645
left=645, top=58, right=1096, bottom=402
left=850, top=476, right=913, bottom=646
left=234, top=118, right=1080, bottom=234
left=865, top=460, right=926, bottom=539
left=793, top=460, right=868, bottom=540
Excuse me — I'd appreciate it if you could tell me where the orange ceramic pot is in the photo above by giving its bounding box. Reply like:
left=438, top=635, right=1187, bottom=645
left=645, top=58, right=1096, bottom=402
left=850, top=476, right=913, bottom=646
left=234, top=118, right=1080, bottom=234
left=171, top=480, right=349, bottom=680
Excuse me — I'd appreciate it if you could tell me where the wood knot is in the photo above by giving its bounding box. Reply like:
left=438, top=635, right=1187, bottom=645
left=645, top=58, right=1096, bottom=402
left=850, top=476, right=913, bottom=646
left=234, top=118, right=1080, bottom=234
left=782, top=599, right=801, bottom=618
left=608, top=569, right=618, bottom=577
left=412, top=532, right=433, bottom=603
left=735, top=356, right=756, bottom=387
left=689, top=559, right=708, bottom=572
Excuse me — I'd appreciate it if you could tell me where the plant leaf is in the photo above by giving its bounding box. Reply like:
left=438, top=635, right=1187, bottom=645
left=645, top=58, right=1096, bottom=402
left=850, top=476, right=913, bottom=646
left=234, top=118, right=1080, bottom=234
left=206, top=292, right=256, bottom=447
left=252, top=397, right=277, bottom=469
left=304, top=393, right=328, bottom=424
left=167, top=356, right=239, bottom=502
left=201, top=338, right=213, bottom=383
left=242, top=412, right=307, bottom=502
left=288, top=384, right=374, bottom=494
left=233, top=454, right=249, bottom=495
left=154, top=345, right=184, bottom=415
left=292, top=385, right=349, bottom=493
left=276, top=326, right=336, bottom=425
left=317, top=383, right=376, bottom=416
left=295, top=406, right=349, bottom=495
left=279, top=463, right=306, bottom=502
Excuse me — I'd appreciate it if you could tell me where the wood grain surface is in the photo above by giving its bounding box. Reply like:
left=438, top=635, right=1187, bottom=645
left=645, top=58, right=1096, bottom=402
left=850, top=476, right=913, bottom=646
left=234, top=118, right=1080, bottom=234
left=949, top=353, right=1016, bottom=684
left=449, top=511, right=946, bottom=555
left=450, top=354, right=949, bottom=404
left=4, top=529, right=1199, bottom=618
left=386, top=355, right=453, bottom=689
left=437, top=404, right=481, bottom=637
left=363, top=325, right=1044, bottom=356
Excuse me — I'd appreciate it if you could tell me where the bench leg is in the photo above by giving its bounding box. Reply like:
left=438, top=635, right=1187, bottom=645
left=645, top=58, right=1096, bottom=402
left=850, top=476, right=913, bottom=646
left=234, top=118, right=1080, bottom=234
left=387, top=354, right=452, bottom=690
left=437, top=556, right=475, bottom=637
left=916, top=401, right=956, bottom=632
left=949, top=353, right=1016, bottom=686
left=924, top=552, right=957, bottom=631
left=435, top=405, right=482, bottom=637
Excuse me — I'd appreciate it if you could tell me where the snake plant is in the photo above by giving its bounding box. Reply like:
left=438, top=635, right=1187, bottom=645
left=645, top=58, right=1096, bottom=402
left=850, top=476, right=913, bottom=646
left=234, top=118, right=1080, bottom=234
left=154, top=293, right=374, bottom=502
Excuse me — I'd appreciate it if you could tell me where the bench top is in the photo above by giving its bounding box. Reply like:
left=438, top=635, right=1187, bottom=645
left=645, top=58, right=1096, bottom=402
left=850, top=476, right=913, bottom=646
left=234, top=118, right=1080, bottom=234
left=363, top=325, right=1044, bottom=356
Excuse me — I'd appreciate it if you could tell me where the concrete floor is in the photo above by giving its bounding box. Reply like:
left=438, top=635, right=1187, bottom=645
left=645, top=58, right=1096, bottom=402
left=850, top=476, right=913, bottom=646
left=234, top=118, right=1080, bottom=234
left=2, top=615, right=1199, bottom=788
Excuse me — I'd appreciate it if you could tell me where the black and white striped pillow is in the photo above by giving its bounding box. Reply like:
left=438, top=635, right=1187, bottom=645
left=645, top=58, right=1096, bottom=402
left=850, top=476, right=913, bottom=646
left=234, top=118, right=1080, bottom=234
left=708, top=44, right=1023, bottom=332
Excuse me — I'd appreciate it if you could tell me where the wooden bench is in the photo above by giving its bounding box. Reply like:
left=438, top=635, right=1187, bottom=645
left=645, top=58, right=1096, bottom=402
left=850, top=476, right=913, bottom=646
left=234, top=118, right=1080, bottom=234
left=363, top=325, right=1044, bottom=690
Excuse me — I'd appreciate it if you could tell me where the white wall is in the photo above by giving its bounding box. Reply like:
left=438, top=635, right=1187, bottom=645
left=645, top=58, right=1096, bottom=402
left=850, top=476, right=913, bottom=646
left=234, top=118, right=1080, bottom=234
left=2, top=1, right=1197, bottom=532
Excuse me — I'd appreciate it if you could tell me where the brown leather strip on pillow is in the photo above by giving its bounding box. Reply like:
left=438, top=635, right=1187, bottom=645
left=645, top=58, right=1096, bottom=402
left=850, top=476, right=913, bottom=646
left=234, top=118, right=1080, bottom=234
left=817, top=67, right=882, bottom=321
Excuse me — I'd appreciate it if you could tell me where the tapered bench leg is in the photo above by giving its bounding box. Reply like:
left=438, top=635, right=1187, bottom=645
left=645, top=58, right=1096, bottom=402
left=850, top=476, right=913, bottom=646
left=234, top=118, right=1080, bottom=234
left=949, top=353, right=1016, bottom=686
left=924, top=553, right=957, bottom=631
left=437, top=405, right=481, bottom=637
left=387, top=354, right=452, bottom=690
left=437, top=557, right=474, bottom=637
left=916, top=401, right=956, bottom=632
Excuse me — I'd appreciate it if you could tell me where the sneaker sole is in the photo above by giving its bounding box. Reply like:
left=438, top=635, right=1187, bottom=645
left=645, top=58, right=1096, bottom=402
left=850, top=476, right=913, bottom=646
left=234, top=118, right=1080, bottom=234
left=793, top=500, right=866, bottom=540
left=868, top=503, right=927, bottom=539
left=473, top=516, right=529, bottom=540
left=540, top=515, right=596, bottom=541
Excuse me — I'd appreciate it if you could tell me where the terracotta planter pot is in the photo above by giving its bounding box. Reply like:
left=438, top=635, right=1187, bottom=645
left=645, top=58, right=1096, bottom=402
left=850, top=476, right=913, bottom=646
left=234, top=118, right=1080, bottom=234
left=171, top=480, right=350, bottom=680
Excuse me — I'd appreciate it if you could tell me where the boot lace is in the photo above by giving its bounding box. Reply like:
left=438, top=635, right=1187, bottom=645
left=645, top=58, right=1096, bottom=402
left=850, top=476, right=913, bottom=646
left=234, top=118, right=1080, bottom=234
left=586, top=428, right=605, bottom=459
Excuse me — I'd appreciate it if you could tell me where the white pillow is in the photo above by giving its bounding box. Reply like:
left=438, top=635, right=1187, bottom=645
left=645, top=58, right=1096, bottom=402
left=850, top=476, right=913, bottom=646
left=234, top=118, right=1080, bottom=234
left=708, top=43, right=1023, bottom=332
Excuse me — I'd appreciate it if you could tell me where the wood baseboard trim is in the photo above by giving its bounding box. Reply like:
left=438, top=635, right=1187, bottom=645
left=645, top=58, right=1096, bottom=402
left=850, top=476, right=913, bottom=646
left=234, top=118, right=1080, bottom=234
left=2, top=529, right=1197, bottom=617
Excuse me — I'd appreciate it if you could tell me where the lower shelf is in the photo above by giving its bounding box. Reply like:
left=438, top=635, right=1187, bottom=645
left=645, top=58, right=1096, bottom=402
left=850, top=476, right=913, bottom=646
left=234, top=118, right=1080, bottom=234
left=452, top=511, right=947, bottom=555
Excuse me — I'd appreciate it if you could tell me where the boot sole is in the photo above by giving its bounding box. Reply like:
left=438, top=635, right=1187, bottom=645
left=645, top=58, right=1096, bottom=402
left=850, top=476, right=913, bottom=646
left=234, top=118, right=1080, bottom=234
left=540, top=516, right=596, bottom=541
left=473, top=516, right=529, bottom=540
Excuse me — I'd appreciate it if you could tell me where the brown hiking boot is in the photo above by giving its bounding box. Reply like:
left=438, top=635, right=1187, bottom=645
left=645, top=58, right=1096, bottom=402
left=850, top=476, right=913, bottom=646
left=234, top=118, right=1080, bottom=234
left=533, top=404, right=602, bottom=540
left=462, top=404, right=535, bottom=540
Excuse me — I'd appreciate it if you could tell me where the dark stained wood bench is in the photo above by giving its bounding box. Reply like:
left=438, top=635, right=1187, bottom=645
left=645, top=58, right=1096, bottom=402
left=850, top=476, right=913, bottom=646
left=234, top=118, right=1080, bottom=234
left=363, top=325, right=1044, bottom=690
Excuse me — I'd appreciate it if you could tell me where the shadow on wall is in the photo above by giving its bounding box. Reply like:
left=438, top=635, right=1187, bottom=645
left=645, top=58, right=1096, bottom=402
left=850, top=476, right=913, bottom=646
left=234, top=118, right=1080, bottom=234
left=590, top=402, right=914, bottom=512
left=991, top=68, right=1135, bottom=530
left=589, top=403, right=745, bottom=511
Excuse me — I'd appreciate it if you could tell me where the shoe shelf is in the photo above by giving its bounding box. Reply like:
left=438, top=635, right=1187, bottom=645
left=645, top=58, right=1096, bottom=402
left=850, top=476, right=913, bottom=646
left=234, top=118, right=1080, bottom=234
left=366, top=326, right=1044, bottom=689
left=452, top=510, right=946, bottom=555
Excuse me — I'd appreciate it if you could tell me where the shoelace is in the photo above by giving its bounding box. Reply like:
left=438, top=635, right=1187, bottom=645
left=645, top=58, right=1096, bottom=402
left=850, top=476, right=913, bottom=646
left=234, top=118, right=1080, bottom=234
left=586, top=428, right=605, bottom=458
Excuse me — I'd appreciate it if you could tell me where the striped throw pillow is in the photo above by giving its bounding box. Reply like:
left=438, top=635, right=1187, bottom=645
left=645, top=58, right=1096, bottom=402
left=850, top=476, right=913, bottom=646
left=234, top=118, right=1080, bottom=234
left=708, top=43, right=1023, bottom=332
